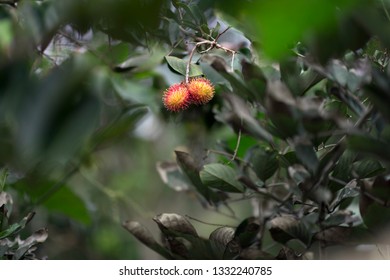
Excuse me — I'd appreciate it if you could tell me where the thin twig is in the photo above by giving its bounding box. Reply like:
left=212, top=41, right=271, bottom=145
left=215, top=26, right=231, bottom=41
left=227, top=129, right=241, bottom=164
left=185, top=27, right=237, bottom=83
left=167, top=38, right=184, bottom=56
left=58, top=30, right=113, bottom=68
left=206, top=149, right=248, bottom=164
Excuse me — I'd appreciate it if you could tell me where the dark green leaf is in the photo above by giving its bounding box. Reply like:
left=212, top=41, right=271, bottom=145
left=329, top=60, right=348, bottom=87
left=175, top=151, right=225, bottom=204
left=294, top=139, right=319, bottom=173
left=279, top=151, right=299, bottom=167
left=93, top=105, right=148, bottom=147
left=360, top=177, right=390, bottom=231
left=265, top=81, right=300, bottom=139
left=329, top=150, right=356, bottom=191
left=0, top=212, right=34, bottom=239
left=330, top=180, right=360, bottom=210
left=250, top=146, right=279, bottom=181
left=219, top=93, right=274, bottom=144
left=269, top=215, right=313, bottom=246
left=365, top=68, right=390, bottom=122
left=361, top=203, right=390, bottom=231
left=353, top=159, right=385, bottom=178
left=322, top=210, right=354, bottom=228
left=43, top=187, right=91, bottom=225
left=235, top=217, right=262, bottom=248
left=347, top=134, right=390, bottom=163
left=200, top=163, right=244, bottom=193
left=165, top=56, right=202, bottom=77
left=241, top=60, right=267, bottom=101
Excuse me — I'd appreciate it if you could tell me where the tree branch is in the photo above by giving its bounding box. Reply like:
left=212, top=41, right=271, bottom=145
left=0, top=0, right=18, bottom=7
left=185, top=27, right=237, bottom=83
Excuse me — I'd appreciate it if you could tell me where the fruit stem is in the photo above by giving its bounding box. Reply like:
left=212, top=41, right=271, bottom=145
left=185, top=26, right=237, bottom=84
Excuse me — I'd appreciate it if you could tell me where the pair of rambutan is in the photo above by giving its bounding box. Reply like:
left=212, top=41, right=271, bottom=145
left=162, top=77, right=215, bottom=112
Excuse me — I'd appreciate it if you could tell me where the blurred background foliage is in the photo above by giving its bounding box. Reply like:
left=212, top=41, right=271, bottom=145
left=1, top=0, right=390, bottom=259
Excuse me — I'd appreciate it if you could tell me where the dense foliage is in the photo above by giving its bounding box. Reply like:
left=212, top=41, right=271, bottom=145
left=1, top=0, right=390, bottom=259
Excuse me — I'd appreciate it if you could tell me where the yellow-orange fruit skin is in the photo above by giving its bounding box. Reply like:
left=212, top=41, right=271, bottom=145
left=187, top=77, right=215, bottom=105
left=162, top=83, right=191, bottom=112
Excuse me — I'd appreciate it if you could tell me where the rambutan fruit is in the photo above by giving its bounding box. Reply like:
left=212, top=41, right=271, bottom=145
left=162, top=83, right=191, bottom=112
left=187, top=77, right=215, bottom=105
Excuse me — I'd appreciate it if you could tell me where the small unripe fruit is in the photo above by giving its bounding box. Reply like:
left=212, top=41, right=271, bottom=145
left=187, top=77, right=215, bottom=105
left=163, top=83, right=190, bottom=112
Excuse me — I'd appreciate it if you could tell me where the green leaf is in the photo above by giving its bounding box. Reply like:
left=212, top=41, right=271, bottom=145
left=93, top=105, right=149, bottom=147
left=360, top=177, right=390, bottom=231
left=234, top=217, right=262, bottom=248
left=43, top=187, right=91, bottom=225
left=250, top=146, right=279, bottom=181
left=329, top=60, right=349, bottom=87
left=347, top=134, right=390, bottom=163
left=200, top=163, right=244, bottom=193
left=219, top=93, right=274, bottom=144
left=294, top=139, right=319, bottom=174
left=0, top=212, right=34, bottom=239
left=269, top=215, right=313, bottom=246
left=0, top=223, right=20, bottom=239
left=165, top=56, right=203, bottom=77
left=329, top=180, right=360, bottom=210
left=322, top=210, right=354, bottom=228
left=175, top=151, right=226, bottom=205
left=279, top=151, right=299, bottom=167
left=244, top=0, right=357, bottom=59
left=329, top=150, right=356, bottom=191
left=265, top=81, right=300, bottom=139
left=111, top=76, right=158, bottom=107
left=353, top=159, right=385, bottom=178
left=365, top=68, right=390, bottom=122
left=361, top=203, right=390, bottom=231
left=0, top=20, right=12, bottom=50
